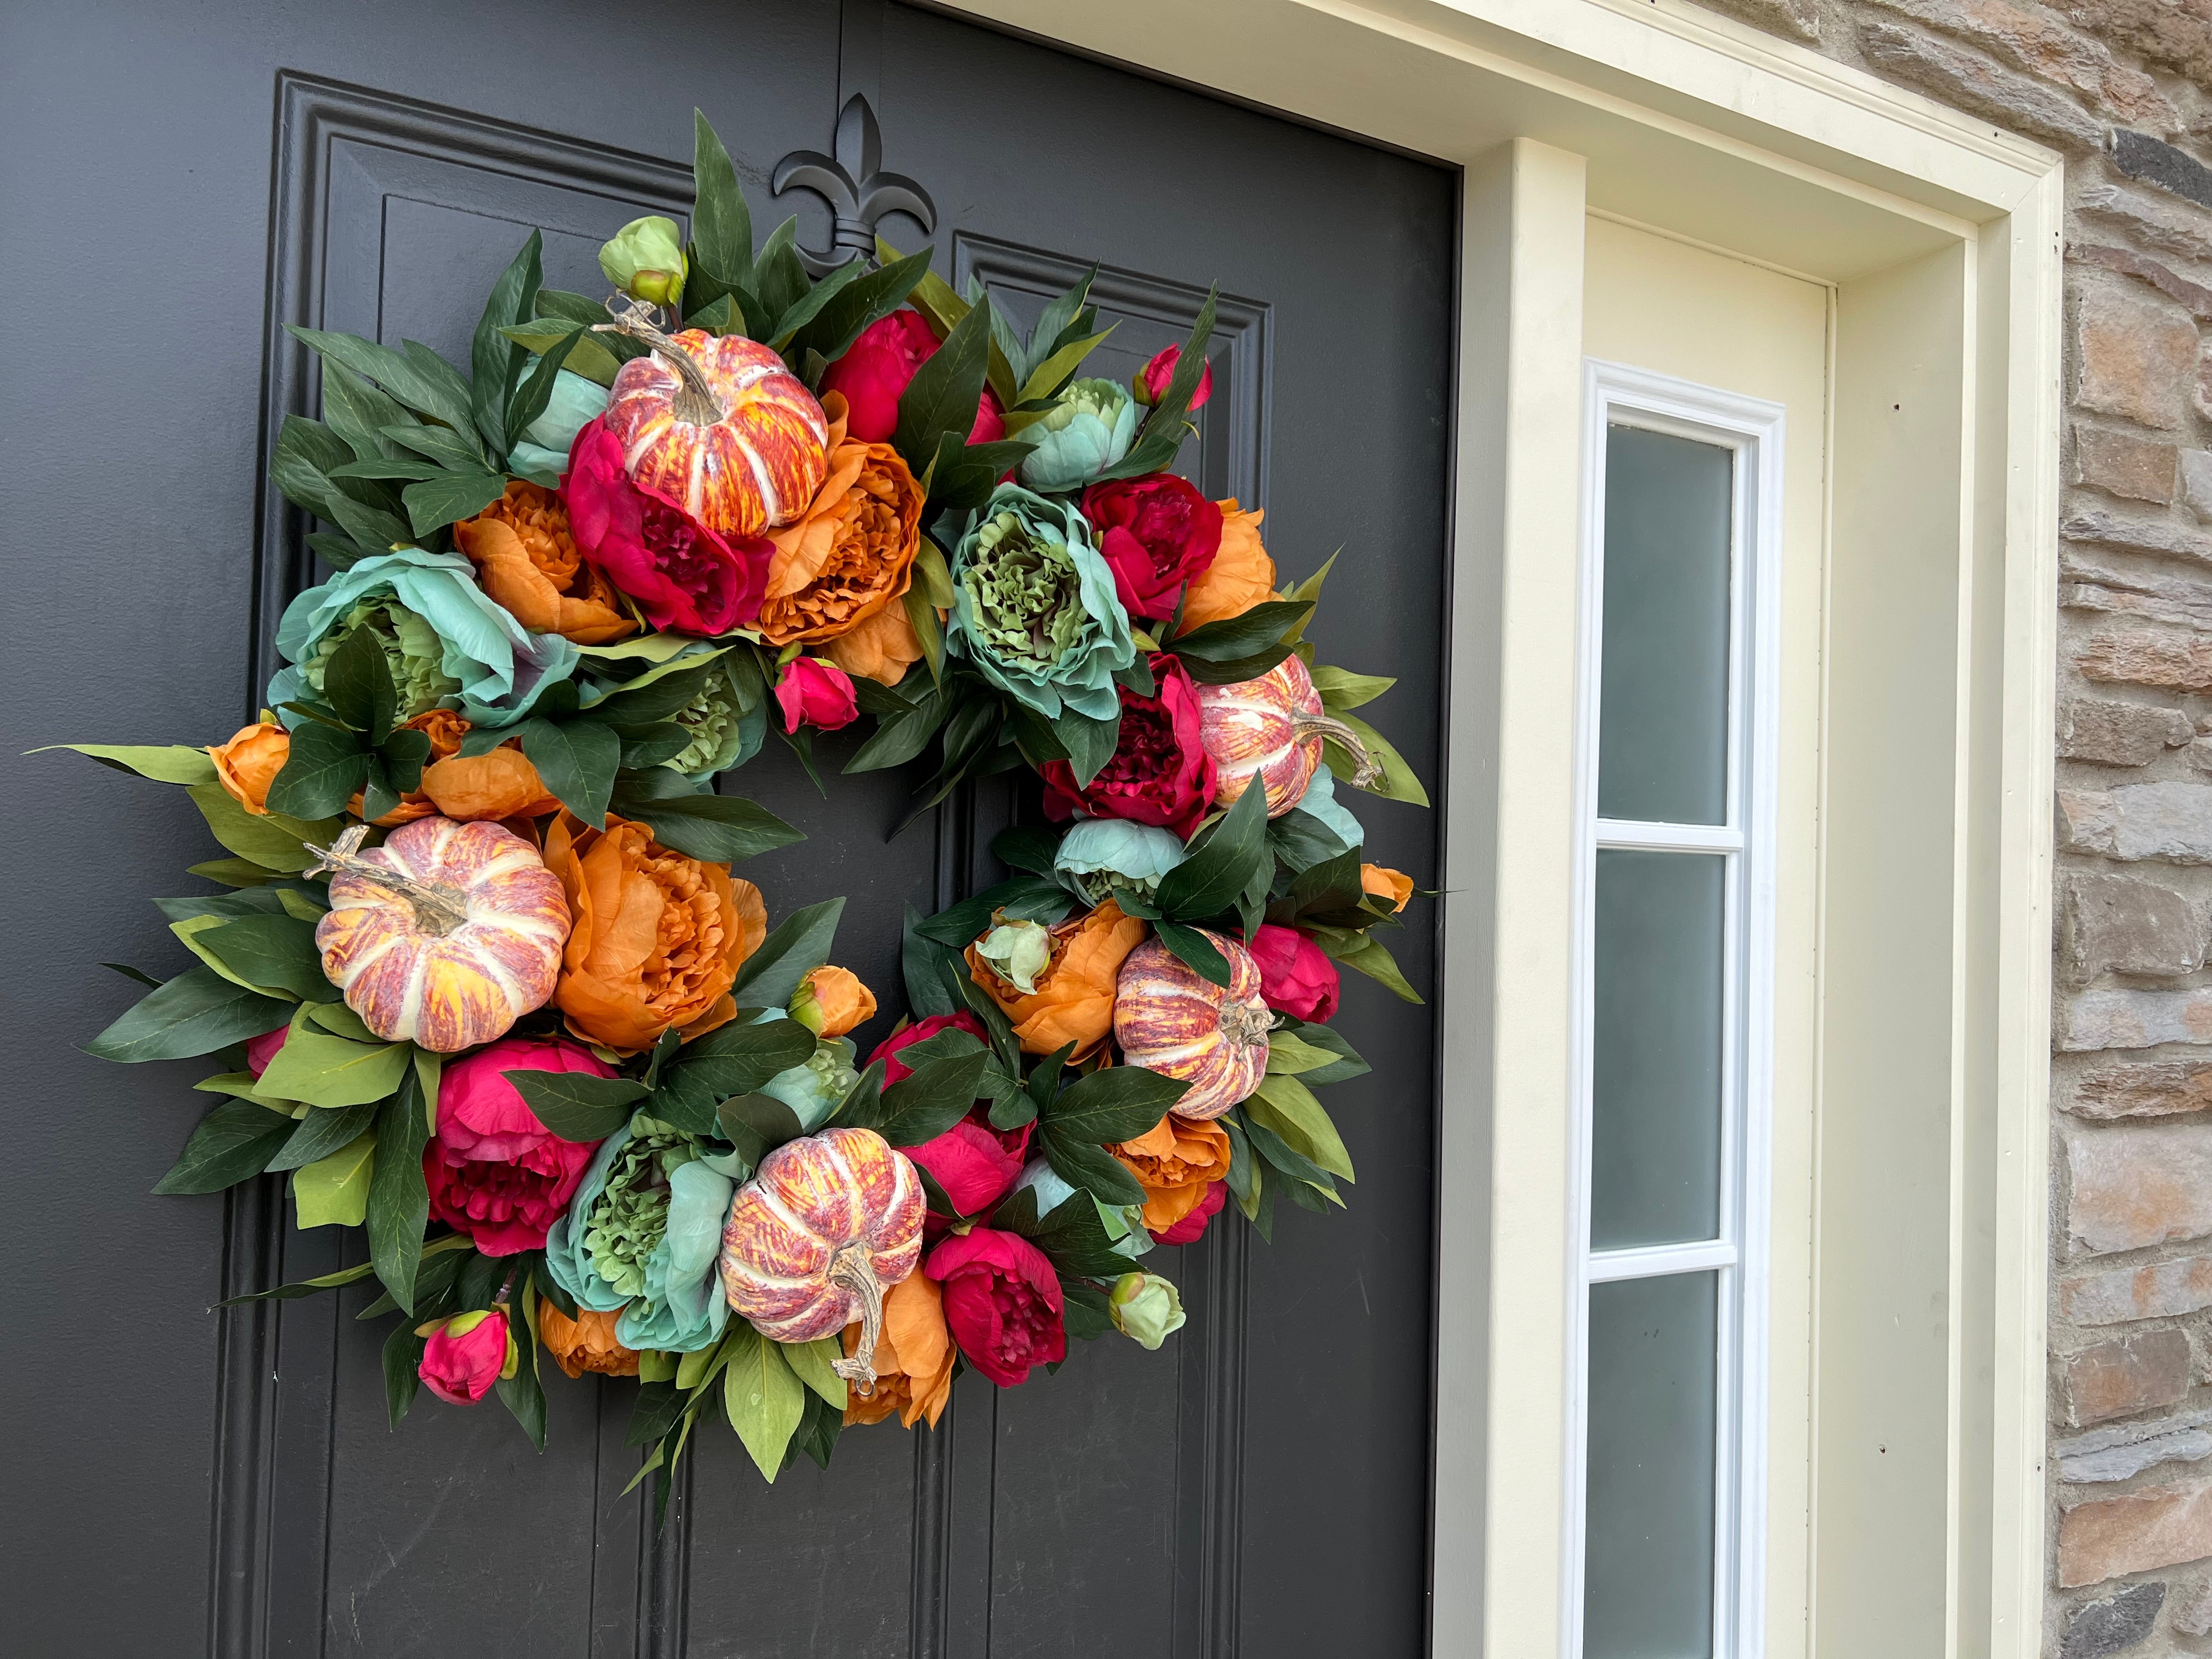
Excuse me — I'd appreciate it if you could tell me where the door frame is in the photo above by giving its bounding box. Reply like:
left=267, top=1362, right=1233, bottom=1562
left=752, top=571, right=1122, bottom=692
left=934, top=2, right=2063, bottom=1654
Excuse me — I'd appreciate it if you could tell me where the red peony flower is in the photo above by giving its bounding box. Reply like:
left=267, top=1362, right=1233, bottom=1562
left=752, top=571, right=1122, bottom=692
left=1040, top=652, right=1218, bottom=839
left=774, top=656, right=860, bottom=735
left=1136, top=343, right=1212, bottom=411
left=561, top=419, right=772, bottom=634
left=1152, top=1179, right=1227, bottom=1245
left=417, top=1308, right=512, bottom=1405
left=1246, top=923, right=1340, bottom=1023
left=423, top=1037, right=608, bottom=1256
left=1081, top=473, right=1223, bottom=622
left=867, top=1011, right=987, bottom=1085
left=820, top=309, right=1005, bottom=445
left=909, top=1105, right=1034, bottom=1217
left=926, top=1227, right=1066, bottom=1387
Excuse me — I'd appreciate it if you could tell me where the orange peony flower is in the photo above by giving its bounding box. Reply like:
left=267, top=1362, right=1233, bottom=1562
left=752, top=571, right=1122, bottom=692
left=1176, top=500, right=1275, bottom=634
left=821, top=603, right=927, bottom=688
left=755, top=394, right=926, bottom=652
left=538, top=1299, right=640, bottom=1379
left=208, top=719, right=290, bottom=816
left=966, top=899, right=1148, bottom=1058
left=1361, top=864, right=1413, bottom=913
left=800, top=964, right=877, bottom=1038
left=419, top=741, right=561, bottom=822
left=541, top=811, right=768, bottom=1053
left=842, top=1271, right=955, bottom=1429
left=454, top=481, right=635, bottom=645
left=1110, top=1111, right=1234, bottom=1234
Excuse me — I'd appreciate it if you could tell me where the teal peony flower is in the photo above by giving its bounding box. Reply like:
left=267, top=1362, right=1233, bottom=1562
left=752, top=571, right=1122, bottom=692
left=581, top=645, right=761, bottom=780
left=1054, top=817, right=1188, bottom=906
left=754, top=1009, right=861, bottom=1131
left=507, top=370, right=609, bottom=487
left=1015, top=1158, right=1150, bottom=1259
left=947, top=485, right=1132, bottom=721
left=1293, top=766, right=1365, bottom=855
left=269, top=546, right=577, bottom=729
left=543, top=1114, right=733, bottom=1354
left=1016, top=377, right=1137, bottom=494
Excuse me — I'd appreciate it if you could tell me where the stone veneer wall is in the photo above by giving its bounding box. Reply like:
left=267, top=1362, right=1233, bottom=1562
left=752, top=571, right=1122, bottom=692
left=1685, top=1, right=2212, bottom=1652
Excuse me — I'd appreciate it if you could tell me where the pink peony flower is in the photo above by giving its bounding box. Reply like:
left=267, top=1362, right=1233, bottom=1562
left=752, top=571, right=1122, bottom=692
left=821, top=310, right=1006, bottom=445
left=774, top=656, right=860, bottom=735
left=422, top=1037, right=610, bottom=1256
left=925, top=1227, right=1066, bottom=1387
left=1246, top=923, right=1340, bottom=1023
left=908, top=1106, right=1034, bottom=1218
left=1135, top=343, right=1212, bottom=411
left=417, top=1308, right=512, bottom=1405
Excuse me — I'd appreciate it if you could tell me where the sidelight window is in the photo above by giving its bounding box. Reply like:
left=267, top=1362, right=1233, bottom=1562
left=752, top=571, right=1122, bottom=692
left=1566, top=363, right=1784, bottom=1659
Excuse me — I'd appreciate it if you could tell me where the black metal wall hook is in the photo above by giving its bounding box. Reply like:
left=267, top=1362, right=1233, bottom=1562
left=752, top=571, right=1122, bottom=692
left=772, top=93, right=935, bottom=277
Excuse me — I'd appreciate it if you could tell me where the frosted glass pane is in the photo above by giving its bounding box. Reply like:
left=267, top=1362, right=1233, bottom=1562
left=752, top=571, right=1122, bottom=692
left=1591, top=851, right=1725, bottom=1250
left=1585, top=1272, right=1719, bottom=1659
left=1598, top=424, right=1732, bottom=826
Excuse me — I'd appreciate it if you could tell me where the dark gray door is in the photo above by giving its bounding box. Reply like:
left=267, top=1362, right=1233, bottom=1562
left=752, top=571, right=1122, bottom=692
left=0, top=2, right=1454, bottom=1652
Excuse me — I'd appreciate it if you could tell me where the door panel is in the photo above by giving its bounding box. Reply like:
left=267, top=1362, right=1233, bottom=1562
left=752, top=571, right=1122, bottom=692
left=0, top=3, right=1452, bottom=1653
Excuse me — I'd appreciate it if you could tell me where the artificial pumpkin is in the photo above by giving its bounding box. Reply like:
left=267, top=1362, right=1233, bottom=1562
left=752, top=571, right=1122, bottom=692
left=599, top=301, right=830, bottom=539
left=1111, top=931, right=1271, bottom=1120
left=309, top=817, right=569, bottom=1053
left=1193, top=655, right=1380, bottom=816
left=718, top=1124, right=924, bottom=1386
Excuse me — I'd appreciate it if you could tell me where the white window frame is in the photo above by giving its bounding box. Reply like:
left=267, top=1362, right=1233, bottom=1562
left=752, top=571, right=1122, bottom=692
left=1564, top=361, right=1785, bottom=1659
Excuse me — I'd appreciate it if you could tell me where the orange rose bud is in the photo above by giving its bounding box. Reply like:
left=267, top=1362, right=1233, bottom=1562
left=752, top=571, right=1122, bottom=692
left=538, top=1300, right=640, bottom=1379
left=842, top=1271, right=955, bottom=1429
left=454, top=481, right=636, bottom=645
left=795, top=964, right=877, bottom=1038
left=420, top=742, right=561, bottom=821
left=1110, top=1112, right=1234, bottom=1234
left=208, top=718, right=290, bottom=816
left=966, top=899, right=1148, bottom=1058
left=1361, top=864, right=1413, bottom=913
left=756, top=393, right=927, bottom=650
left=543, top=812, right=768, bottom=1054
left=1176, top=500, right=1275, bottom=635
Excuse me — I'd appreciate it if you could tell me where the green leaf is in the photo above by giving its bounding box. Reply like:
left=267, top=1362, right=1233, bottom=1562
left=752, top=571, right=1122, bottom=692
left=217, top=1259, right=378, bottom=1307
left=383, top=1323, right=425, bottom=1428
left=996, top=1186, right=1138, bottom=1279
left=723, top=1322, right=807, bottom=1481
left=501, top=1070, right=648, bottom=1142
left=1324, top=709, right=1429, bottom=806
left=1042, top=1064, right=1190, bottom=1143
left=184, top=781, right=340, bottom=873
left=289, top=326, right=478, bottom=438
left=401, top=469, right=510, bottom=539
left=843, top=682, right=949, bottom=773
left=503, top=323, right=580, bottom=450
left=320, top=362, right=413, bottom=463
left=786, top=247, right=934, bottom=366
left=87, top=966, right=291, bottom=1063
left=884, top=236, right=970, bottom=336
left=669, top=1019, right=819, bottom=1100
left=875, top=1049, right=992, bottom=1148
left=188, top=858, right=281, bottom=888
left=292, top=1133, right=377, bottom=1228
left=730, top=898, right=845, bottom=1010
left=196, top=913, right=332, bottom=1005
left=607, top=782, right=802, bottom=865
left=305, top=1000, right=379, bottom=1042
left=1053, top=706, right=1120, bottom=790
left=517, top=718, right=620, bottom=827
left=1095, top=288, right=1216, bottom=481
left=501, top=319, right=623, bottom=388
left=1019, top=325, right=1115, bottom=405
left=1039, top=1131, right=1146, bottom=1208
left=256, top=1026, right=413, bottom=1108
left=1171, top=601, right=1312, bottom=663
left=34, top=743, right=216, bottom=786
left=1327, top=933, right=1424, bottom=1003
left=916, top=876, right=1074, bottom=948
left=923, top=435, right=1038, bottom=514
left=892, top=294, right=991, bottom=478
left=715, top=1093, right=808, bottom=1173
left=1239, top=1111, right=1341, bottom=1203
left=1153, top=919, right=1232, bottom=988
left=1247, top=1073, right=1355, bottom=1180
left=685, top=292, right=744, bottom=336
left=262, top=718, right=369, bottom=821
left=367, top=1070, right=433, bottom=1313
left=781, top=1336, right=849, bottom=1410
left=1311, top=665, right=1395, bottom=710
left=1155, top=783, right=1269, bottom=922
left=496, top=1271, right=548, bottom=1451
left=902, top=904, right=958, bottom=1019
left=153, top=1098, right=295, bottom=1194
left=266, top=1094, right=383, bottom=1172
left=765, top=256, right=870, bottom=352
left=325, top=455, right=444, bottom=482
left=472, top=230, right=543, bottom=453
left=386, top=421, right=490, bottom=471
left=268, top=414, right=352, bottom=517
left=690, top=110, right=754, bottom=286
left=752, top=218, right=810, bottom=334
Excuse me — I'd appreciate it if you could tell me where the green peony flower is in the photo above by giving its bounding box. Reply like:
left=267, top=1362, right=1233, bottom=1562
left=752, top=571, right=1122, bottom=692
left=663, top=655, right=759, bottom=778
left=507, top=370, right=609, bottom=488
left=759, top=1023, right=861, bottom=1131
left=269, top=545, right=577, bottom=729
left=948, top=484, right=1132, bottom=722
left=1108, top=1270, right=1187, bottom=1350
left=1016, top=377, right=1138, bottom=494
left=599, top=216, right=687, bottom=309
left=1054, top=818, right=1189, bottom=906
left=977, top=918, right=1053, bottom=993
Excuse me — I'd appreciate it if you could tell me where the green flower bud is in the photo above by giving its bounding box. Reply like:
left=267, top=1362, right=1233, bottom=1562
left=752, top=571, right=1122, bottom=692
left=977, top=918, right=1054, bottom=995
left=788, top=978, right=825, bottom=1034
left=1108, top=1271, right=1187, bottom=1350
left=599, top=216, right=688, bottom=309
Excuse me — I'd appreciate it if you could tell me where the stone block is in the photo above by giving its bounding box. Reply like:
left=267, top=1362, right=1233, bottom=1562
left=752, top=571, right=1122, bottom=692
left=2063, top=1581, right=2167, bottom=1656
left=2066, top=1119, right=2212, bottom=1252
left=2074, top=244, right=2212, bottom=321
left=2063, top=509, right=2212, bottom=566
left=2056, top=782, right=2212, bottom=862
left=2058, top=1412, right=2212, bottom=1483
left=2070, top=1058, right=2212, bottom=1120
left=2075, top=423, right=2180, bottom=502
left=2062, top=988, right=2212, bottom=1050
left=1861, top=20, right=2106, bottom=150
left=2076, top=628, right=2212, bottom=692
left=2061, top=1328, right=2195, bottom=1425
left=2075, top=282, right=2200, bottom=430
left=2059, top=698, right=2195, bottom=766
left=2065, top=1255, right=2212, bottom=1325
left=2061, top=1477, right=2212, bottom=1587
left=2064, top=4, right=2212, bottom=89
left=2185, top=450, right=2212, bottom=522
left=2176, top=1577, right=2212, bottom=1637
left=2078, top=180, right=2212, bottom=267
left=2063, top=873, right=2201, bottom=979
left=2112, top=127, right=2212, bottom=209
left=1868, top=0, right=2175, bottom=128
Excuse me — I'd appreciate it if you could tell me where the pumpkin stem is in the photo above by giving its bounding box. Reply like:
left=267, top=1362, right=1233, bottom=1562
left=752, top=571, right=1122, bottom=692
left=303, top=825, right=472, bottom=936
left=1218, top=997, right=1273, bottom=1049
left=826, top=1243, right=885, bottom=1391
left=594, top=295, right=730, bottom=426
left=1295, top=711, right=1384, bottom=792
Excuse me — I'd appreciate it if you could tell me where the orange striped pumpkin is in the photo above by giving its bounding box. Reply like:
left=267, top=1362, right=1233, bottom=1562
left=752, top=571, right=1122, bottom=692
left=1111, top=932, right=1271, bottom=1121
left=1193, top=655, right=1379, bottom=816
left=718, top=1125, right=923, bottom=1385
left=311, top=817, right=570, bottom=1053
left=602, top=329, right=829, bottom=538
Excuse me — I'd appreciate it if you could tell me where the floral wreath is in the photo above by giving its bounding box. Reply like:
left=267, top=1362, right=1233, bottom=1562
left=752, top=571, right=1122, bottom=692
left=55, top=112, right=1426, bottom=1500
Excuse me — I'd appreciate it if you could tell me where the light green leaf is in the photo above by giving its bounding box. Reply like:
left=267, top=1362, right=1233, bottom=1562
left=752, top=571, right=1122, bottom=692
left=781, top=1336, right=849, bottom=1410
left=1018, top=325, right=1116, bottom=404
left=500, top=320, right=624, bottom=388
left=1323, top=709, right=1429, bottom=807
left=293, top=1133, right=376, bottom=1228
left=576, top=634, right=714, bottom=666
left=171, top=914, right=282, bottom=997
left=275, top=889, right=329, bottom=925
left=189, top=858, right=280, bottom=888
left=1310, top=665, right=1396, bottom=710
left=32, top=743, right=216, bottom=786
left=1248, top=1074, right=1355, bottom=1181
left=184, top=781, right=342, bottom=872
left=1264, top=1031, right=1344, bottom=1076
left=194, top=1070, right=285, bottom=1105
left=723, top=1323, right=806, bottom=1481
left=255, top=1027, right=414, bottom=1108
left=304, top=1001, right=379, bottom=1043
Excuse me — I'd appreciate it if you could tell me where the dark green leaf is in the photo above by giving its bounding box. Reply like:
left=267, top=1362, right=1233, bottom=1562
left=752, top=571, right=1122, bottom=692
left=827, top=1059, right=888, bottom=1132
left=380, top=726, right=432, bottom=793
left=875, top=1050, right=992, bottom=1148
left=648, top=1066, right=720, bottom=1138
left=1155, top=783, right=1269, bottom=922
left=502, top=1069, right=648, bottom=1142
left=496, top=1279, right=548, bottom=1451
left=1171, top=601, right=1313, bottom=663
left=198, top=914, right=334, bottom=1003
left=288, top=326, right=478, bottom=438
left=667, top=1019, right=819, bottom=1100
left=1060, top=1278, right=1114, bottom=1342
left=730, top=898, right=845, bottom=1009
left=268, top=414, right=353, bottom=517
left=916, top=876, right=1074, bottom=947
left=783, top=248, right=933, bottom=364
left=325, top=455, right=444, bottom=482
left=924, top=435, right=1038, bottom=514
left=1176, top=644, right=1297, bottom=685
left=685, top=292, right=744, bottom=336
left=716, top=1092, right=807, bottom=1172
left=627, top=1379, right=686, bottom=1448
left=991, top=825, right=1063, bottom=877
left=1094, top=289, right=1216, bottom=482
left=367, top=1070, right=433, bottom=1313
left=266, top=1095, right=383, bottom=1173
left=101, top=962, right=165, bottom=989
left=945, top=955, right=1021, bottom=1074
left=401, top=469, right=509, bottom=539
left=263, top=718, right=369, bottom=821
left=1053, top=707, right=1120, bottom=790
left=217, top=1259, right=377, bottom=1307
left=1153, top=919, right=1233, bottom=987
left=1222, top=1115, right=1257, bottom=1206
left=795, top=1387, right=844, bottom=1470
left=503, top=321, right=580, bottom=452
left=152, top=1098, right=295, bottom=1194
left=843, top=682, right=949, bottom=773
left=1268, top=809, right=1350, bottom=873
left=892, top=294, right=991, bottom=478
left=517, top=718, right=620, bottom=826
left=996, top=1186, right=1135, bottom=1279
left=1271, top=1018, right=1371, bottom=1088
left=319, top=363, right=413, bottom=462
left=608, top=780, right=801, bottom=865
left=752, top=217, right=809, bottom=331
left=690, top=111, right=754, bottom=286
left=1040, top=1064, right=1190, bottom=1143
left=765, top=256, right=870, bottom=352
left=324, top=620, right=397, bottom=739
left=902, top=904, right=958, bottom=1018
left=1039, top=1131, right=1146, bottom=1207
left=383, top=1322, right=426, bottom=1427
left=472, top=230, right=543, bottom=453
left=86, top=966, right=292, bottom=1063
left=1241, top=1112, right=1338, bottom=1197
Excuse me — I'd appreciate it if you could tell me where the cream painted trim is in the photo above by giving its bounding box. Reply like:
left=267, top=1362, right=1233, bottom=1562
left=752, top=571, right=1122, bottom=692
left=932, top=3, right=2062, bottom=1654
